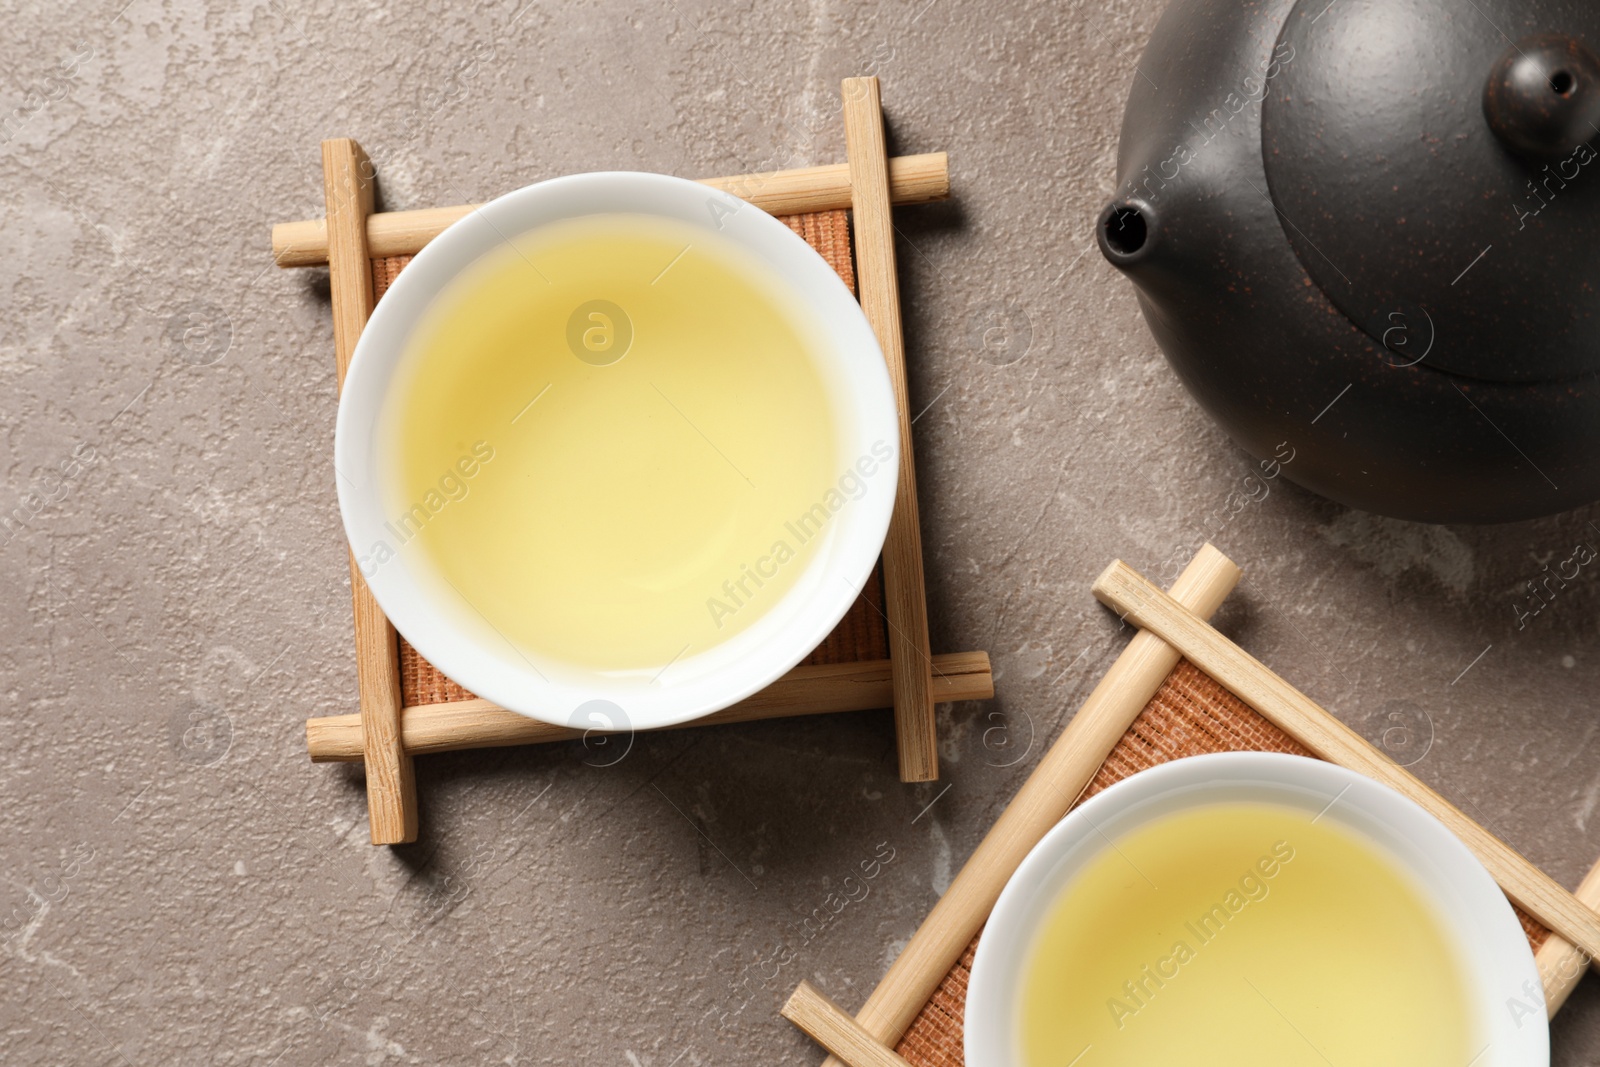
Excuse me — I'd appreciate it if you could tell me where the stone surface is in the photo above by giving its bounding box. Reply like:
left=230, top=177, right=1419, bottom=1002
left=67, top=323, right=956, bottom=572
left=3, top=0, right=1600, bottom=1063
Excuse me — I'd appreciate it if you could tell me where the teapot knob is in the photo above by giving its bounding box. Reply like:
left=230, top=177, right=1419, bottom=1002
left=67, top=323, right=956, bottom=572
left=1484, top=33, right=1600, bottom=159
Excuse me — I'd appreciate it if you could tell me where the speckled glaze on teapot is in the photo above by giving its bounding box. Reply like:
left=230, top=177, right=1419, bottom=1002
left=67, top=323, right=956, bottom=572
left=1098, top=0, right=1600, bottom=523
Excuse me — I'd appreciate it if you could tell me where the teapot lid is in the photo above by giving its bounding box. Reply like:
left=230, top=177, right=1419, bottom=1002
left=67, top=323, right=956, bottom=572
left=1262, top=0, right=1600, bottom=381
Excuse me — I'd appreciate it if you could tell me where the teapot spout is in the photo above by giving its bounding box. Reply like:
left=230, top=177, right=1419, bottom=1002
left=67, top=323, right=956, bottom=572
left=1097, top=198, right=1159, bottom=269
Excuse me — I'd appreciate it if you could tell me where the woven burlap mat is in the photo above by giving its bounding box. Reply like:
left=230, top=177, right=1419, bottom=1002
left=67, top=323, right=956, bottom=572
left=889, top=658, right=1551, bottom=1066
left=370, top=208, right=882, bottom=707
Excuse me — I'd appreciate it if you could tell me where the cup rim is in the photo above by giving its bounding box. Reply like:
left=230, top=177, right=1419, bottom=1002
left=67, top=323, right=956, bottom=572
left=334, top=170, right=899, bottom=731
left=965, top=751, right=1549, bottom=1066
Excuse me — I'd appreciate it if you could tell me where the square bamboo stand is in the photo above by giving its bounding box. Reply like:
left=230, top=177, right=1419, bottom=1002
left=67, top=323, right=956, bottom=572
left=272, top=77, right=994, bottom=844
left=782, top=545, right=1600, bottom=1066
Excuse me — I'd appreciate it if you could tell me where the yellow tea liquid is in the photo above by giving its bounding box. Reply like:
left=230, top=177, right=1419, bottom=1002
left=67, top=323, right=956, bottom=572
left=1021, top=802, right=1476, bottom=1066
left=381, top=213, right=848, bottom=674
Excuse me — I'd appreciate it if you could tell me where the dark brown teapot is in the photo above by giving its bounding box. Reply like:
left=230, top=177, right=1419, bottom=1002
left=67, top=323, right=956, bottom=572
left=1098, top=0, right=1600, bottom=523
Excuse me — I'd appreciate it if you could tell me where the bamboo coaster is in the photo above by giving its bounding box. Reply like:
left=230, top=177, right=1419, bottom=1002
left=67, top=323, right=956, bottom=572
left=843, top=75, right=939, bottom=784
left=790, top=545, right=1600, bottom=1067
left=1094, top=560, right=1600, bottom=960
left=275, top=79, right=988, bottom=844
left=784, top=982, right=916, bottom=1067
left=271, top=153, right=952, bottom=266
left=321, top=139, right=415, bottom=845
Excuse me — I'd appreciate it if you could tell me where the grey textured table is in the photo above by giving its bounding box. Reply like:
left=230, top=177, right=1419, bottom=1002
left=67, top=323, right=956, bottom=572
left=4, top=1, right=1599, bottom=1062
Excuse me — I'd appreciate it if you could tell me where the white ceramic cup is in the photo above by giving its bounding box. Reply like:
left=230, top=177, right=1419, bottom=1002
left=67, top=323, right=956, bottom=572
left=966, top=752, right=1549, bottom=1066
left=335, top=172, right=899, bottom=731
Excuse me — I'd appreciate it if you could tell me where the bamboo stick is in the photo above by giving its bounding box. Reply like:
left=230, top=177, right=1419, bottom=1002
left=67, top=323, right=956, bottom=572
left=272, top=152, right=951, bottom=268
left=307, top=652, right=993, bottom=762
left=322, top=138, right=417, bottom=845
left=818, top=545, right=1241, bottom=1067
left=1092, top=559, right=1600, bottom=963
left=783, top=982, right=914, bottom=1067
left=843, top=77, right=938, bottom=785
left=1535, top=856, right=1600, bottom=1014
